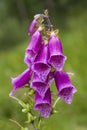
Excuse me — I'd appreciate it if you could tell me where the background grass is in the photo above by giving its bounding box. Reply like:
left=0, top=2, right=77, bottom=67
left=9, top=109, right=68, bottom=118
left=0, top=2, right=87, bottom=130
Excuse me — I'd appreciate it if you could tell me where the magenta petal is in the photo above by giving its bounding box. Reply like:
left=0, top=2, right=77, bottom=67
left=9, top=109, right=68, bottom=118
left=33, top=44, right=51, bottom=81
left=28, top=19, right=38, bottom=35
left=55, top=71, right=77, bottom=104
left=47, top=71, right=55, bottom=85
left=26, top=30, right=42, bottom=54
left=30, top=73, right=49, bottom=98
left=24, top=53, right=32, bottom=67
left=10, top=68, right=32, bottom=95
left=34, top=88, right=52, bottom=118
left=24, top=30, right=42, bottom=66
left=48, top=35, right=67, bottom=71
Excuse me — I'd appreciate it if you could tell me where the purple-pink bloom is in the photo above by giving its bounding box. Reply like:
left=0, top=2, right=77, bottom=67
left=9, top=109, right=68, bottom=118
left=24, top=30, right=42, bottom=67
left=34, top=88, right=52, bottom=118
left=48, top=35, right=67, bottom=71
left=30, top=73, right=49, bottom=98
left=28, top=19, right=38, bottom=35
left=55, top=70, right=77, bottom=104
left=33, top=43, right=51, bottom=81
left=10, top=68, right=32, bottom=96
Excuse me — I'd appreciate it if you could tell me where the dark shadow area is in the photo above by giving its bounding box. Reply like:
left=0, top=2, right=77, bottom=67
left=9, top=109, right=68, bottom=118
left=0, top=0, right=87, bottom=51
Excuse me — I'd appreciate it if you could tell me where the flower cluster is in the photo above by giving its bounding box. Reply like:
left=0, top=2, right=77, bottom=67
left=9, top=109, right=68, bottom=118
left=10, top=11, right=77, bottom=118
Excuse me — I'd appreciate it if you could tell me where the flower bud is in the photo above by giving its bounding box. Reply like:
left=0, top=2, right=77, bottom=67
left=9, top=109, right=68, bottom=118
left=28, top=19, right=38, bottom=35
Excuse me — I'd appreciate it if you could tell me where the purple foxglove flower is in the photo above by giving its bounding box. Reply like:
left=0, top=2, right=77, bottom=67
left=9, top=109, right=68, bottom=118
left=30, top=73, right=49, bottom=98
left=34, top=88, right=52, bottom=118
left=33, top=44, right=51, bottom=81
left=24, top=53, right=32, bottom=68
left=24, top=30, right=42, bottom=66
left=10, top=68, right=32, bottom=96
left=28, top=19, right=38, bottom=35
left=55, top=70, right=77, bottom=104
left=48, top=35, right=67, bottom=71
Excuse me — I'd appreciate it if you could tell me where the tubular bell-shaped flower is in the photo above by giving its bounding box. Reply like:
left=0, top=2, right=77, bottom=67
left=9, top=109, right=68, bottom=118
left=55, top=70, right=77, bottom=104
left=33, top=43, right=51, bottom=81
left=48, top=34, right=67, bottom=71
left=28, top=19, right=38, bottom=35
left=30, top=73, right=49, bottom=98
left=34, top=88, right=52, bottom=118
left=10, top=68, right=32, bottom=96
left=24, top=30, right=42, bottom=67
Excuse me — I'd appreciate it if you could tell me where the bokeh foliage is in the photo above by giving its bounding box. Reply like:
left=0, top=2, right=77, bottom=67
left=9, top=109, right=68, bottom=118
left=0, top=0, right=87, bottom=130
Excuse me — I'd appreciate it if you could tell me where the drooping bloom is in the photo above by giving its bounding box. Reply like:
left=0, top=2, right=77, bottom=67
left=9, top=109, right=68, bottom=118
left=10, top=68, right=32, bottom=96
left=55, top=70, right=77, bottom=104
left=24, top=30, right=42, bottom=67
left=33, top=43, right=51, bottom=81
left=28, top=19, right=38, bottom=35
left=48, top=34, right=67, bottom=71
left=30, top=73, right=49, bottom=98
left=34, top=88, right=52, bottom=118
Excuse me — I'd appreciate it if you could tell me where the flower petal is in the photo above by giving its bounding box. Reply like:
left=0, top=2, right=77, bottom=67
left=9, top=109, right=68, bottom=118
left=55, top=70, right=77, bottom=104
left=33, top=44, right=51, bottom=81
left=24, top=30, right=42, bottom=66
left=28, top=19, right=38, bottom=35
left=48, top=35, right=67, bottom=70
left=30, top=73, right=49, bottom=98
left=10, top=68, right=32, bottom=95
left=34, top=88, right=52, bottom=118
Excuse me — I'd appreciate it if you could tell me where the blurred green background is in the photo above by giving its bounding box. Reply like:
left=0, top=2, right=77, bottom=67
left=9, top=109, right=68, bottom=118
left=0, top=0, right=87, bottom=130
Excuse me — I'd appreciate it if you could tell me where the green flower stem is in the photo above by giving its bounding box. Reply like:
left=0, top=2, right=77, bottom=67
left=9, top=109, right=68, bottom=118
left=9, top=119, right=24, bottom=129
left=32, top=122, right=39, bottom=130
left=53, top=97, right=60, bottom=108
